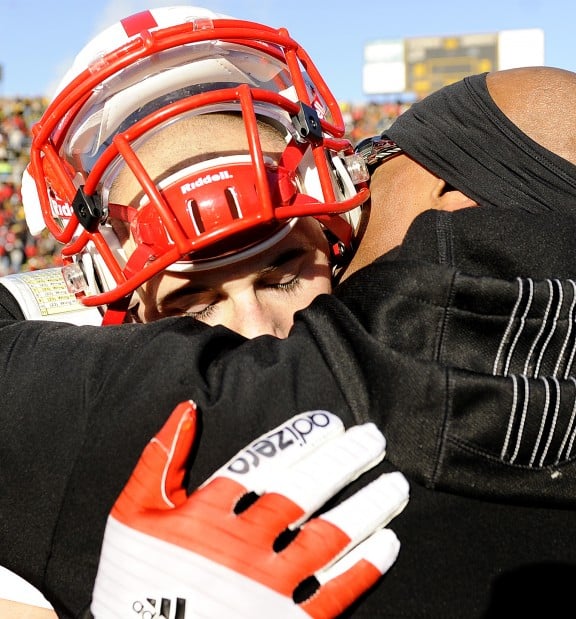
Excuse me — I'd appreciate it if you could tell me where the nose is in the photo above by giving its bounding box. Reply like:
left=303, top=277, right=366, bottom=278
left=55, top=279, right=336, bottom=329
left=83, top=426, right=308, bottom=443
left=225, top=293, right=288, bottom=339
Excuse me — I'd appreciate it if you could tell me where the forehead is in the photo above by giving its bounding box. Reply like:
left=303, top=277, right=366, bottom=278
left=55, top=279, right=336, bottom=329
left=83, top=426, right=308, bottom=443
left=110, top=113, right=286, bottom=204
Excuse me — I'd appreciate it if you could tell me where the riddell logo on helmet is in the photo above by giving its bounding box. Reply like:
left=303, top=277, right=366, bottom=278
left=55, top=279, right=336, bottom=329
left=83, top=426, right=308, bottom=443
left=180, top=170, right=233, bottom=195
left=311, top=95, right=327, bottom=119
left=49, top=194, right=74, bottom=219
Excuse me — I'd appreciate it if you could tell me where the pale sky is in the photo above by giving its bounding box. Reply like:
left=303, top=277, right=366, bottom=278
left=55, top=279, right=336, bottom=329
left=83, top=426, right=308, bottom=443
left=2, top=0, right=575, bottom=102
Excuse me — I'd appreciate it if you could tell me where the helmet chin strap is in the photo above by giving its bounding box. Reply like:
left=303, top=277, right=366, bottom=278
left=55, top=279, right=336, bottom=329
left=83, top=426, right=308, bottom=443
left=73, top=225, right=144, bottom=326
left=99, top=227, right=167, bottom=325
left=102, top=295, right=133, bottom=325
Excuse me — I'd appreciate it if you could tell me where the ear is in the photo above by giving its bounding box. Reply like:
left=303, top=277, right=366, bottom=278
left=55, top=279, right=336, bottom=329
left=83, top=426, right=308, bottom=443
left=433, top=179, right=478, bottom=212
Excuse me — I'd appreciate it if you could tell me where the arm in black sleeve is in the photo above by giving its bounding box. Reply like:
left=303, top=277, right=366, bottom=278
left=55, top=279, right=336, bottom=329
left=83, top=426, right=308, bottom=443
left=0, top=311, right=349, bottom=617
left=0, top=282, right=25, bottom=319
left=4, top=255, right=576, bottom=617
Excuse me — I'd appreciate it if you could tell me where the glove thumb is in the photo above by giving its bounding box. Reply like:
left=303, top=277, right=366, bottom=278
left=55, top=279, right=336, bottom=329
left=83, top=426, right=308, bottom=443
left=112, top=400, right=198, bottom=521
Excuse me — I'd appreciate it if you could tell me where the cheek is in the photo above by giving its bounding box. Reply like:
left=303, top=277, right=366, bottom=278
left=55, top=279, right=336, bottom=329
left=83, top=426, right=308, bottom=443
left=300, top=283, right=327, bottom=309
left=136, top=273, right=174, bottom=322
left=301, top=248, right=333, bottom=294
left=310, top=271, right=332, bottom=296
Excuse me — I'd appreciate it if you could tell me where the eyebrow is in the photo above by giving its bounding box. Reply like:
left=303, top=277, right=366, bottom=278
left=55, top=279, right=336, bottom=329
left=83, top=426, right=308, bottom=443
left=255, top=246, right=312, bottom=276
left=159, top=246, right=313, bottom=306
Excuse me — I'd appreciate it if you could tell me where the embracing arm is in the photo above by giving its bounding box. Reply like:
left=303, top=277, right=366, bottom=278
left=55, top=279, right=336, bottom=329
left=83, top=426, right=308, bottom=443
left=0, top=601, right=56, bottom=619
left=6, top=257, right=574, bottom=617
left=0, top=313, right=349, bottom=616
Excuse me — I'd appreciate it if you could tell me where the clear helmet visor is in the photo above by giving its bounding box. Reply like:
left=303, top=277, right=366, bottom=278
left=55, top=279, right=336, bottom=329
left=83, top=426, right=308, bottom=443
left=59, top=41, right=326, bottom=178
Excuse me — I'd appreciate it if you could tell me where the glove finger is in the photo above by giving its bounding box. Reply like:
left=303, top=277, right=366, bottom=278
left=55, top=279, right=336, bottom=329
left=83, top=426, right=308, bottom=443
left=256, top=422, right=387, bottom=528
left=299, top=529, right=400, bottom=618
left=182, top=489, right=310, bottom=591
left=252, top=472, right=407, bottom=596
left=112, top=400, right=197, bottom=519
left=320, top=471, right=409, bottom=549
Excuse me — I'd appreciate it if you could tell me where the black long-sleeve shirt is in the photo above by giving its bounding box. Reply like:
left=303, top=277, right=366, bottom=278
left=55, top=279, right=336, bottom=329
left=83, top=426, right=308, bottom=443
left=2, top=206, right=576, bottom=617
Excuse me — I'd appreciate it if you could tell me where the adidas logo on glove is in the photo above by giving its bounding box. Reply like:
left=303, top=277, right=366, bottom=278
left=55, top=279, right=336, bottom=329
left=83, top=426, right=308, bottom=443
left=132, top=597, right=186, bottom=619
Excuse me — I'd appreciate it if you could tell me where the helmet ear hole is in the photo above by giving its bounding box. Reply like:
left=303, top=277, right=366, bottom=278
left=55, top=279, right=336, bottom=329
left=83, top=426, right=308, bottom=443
left=224, top=187, right=241, bottom=219
left=187, top=200, right=205, bottom=234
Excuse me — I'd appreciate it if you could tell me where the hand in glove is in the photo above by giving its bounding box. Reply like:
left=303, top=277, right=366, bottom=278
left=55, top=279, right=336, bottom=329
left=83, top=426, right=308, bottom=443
left=90, top=401, right=409, bottom=618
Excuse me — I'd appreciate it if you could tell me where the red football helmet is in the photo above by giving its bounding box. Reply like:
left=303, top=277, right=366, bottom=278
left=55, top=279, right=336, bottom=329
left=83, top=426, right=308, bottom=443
left=23, top=5, right=369, bottom=320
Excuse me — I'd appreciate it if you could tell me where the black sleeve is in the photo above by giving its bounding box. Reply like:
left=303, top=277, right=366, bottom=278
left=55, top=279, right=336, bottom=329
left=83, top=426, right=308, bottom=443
left=4, top=262, right=576, bottom=618
left=0, top=308, right=351, bottom=617
left=0, top=282, right=25, bottom=319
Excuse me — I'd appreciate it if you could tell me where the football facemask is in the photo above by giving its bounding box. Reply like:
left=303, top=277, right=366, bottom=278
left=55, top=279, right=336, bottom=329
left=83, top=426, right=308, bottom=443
left=24, top=6, right=369, bottom=312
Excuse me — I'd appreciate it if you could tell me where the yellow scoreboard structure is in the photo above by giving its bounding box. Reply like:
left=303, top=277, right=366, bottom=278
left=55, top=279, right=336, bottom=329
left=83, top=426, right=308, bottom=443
left=407, top=33, right=497, bottom=97
left=363, top=29, right=544, bottom=99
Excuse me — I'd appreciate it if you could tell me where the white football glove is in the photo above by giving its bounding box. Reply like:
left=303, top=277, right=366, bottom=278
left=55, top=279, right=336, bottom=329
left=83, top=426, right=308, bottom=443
left=90, top=402, right=409, bottom=618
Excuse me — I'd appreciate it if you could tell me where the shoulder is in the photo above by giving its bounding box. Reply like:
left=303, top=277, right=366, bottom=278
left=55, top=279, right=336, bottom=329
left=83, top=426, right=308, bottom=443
left=0, top=282, right=25, bottom=320
left=400, top=207, right=576, bottom=280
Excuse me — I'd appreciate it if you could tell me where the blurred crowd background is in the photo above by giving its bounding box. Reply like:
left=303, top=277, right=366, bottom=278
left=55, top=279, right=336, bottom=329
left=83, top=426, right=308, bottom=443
left=0, top=96, right=411, bottom=276
left=0, top=97, right=62, bottom=276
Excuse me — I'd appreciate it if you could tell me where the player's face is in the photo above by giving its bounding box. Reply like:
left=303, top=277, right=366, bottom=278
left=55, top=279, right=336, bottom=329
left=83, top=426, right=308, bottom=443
left=132, top=217, right=331, bottom=338
left=109, top=114, right=332, bottom=337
